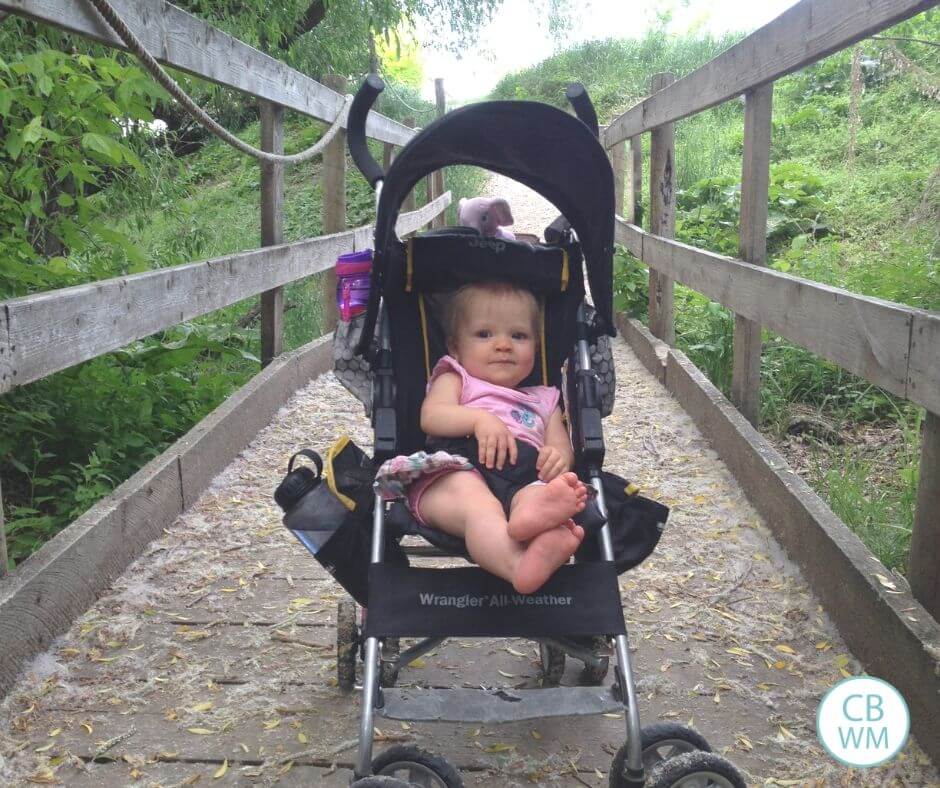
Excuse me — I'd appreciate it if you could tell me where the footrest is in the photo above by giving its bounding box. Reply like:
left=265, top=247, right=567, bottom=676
left=377, top=686, right=622, bottom=724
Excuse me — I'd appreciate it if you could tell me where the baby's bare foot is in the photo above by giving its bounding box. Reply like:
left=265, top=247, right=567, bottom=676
left=513, top=524, right=584, bottom=594
left=507, top=472, right=587, bottom=541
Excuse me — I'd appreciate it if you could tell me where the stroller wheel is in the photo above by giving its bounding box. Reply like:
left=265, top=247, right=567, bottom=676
left=336, top=598, right=359, bottom=691
left=609, top=724, right=712, bottom=787
left=537, top=643, right=565, bottom=687
left=372, top=744, right=464, bottom=787
left=578, top=636, right=610, bottom=686
left=644, top=751, right=746, bottom=788
left=351, top=778, right=412, bottom=787
left=380, top=637, right=401, bottom=687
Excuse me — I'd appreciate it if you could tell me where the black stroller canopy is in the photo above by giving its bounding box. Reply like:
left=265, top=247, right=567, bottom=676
left=374, top=100, right=617, bottom=336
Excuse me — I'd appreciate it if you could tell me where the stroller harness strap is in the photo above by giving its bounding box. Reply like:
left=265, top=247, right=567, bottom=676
left=364, top=562, right=626, bottom=639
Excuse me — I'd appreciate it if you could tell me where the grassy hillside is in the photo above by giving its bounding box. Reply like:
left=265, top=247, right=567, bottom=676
left=494, top=16, right=939, bottom=573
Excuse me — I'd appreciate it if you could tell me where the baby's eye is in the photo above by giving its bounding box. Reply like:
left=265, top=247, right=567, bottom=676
left=512, top=332, right=530, bottom=341
left=475, top=329, right=492, bottom=338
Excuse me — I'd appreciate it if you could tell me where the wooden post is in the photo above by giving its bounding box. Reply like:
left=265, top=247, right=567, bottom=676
left=731, top=83, right=773, bottom=426
left=910, top=411, right=940, bottom=621
left=432, top=78, right=446, bottom=229
left=259, top=99, right=284, bottom=367
left=402, top=117, right=416, bottom=214
left=609, top=135, right=625, bottom=218
left=382, top=141, right=394, bottom=173
left=648, top=72, right=676, bottom=346
left=627, top=136, right=642, bottom=225
left=0, top=476, right=7, bottom=578
left=321, top=74, right=347, bottom=333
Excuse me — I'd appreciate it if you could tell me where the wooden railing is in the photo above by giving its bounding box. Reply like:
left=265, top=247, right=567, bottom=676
left=602, top=0, right=940, bottom=619
left=0, top=0, right=452, bottom=575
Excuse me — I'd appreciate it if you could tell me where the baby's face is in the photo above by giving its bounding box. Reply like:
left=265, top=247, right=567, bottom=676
left=451, top=291, right=537, bottom=388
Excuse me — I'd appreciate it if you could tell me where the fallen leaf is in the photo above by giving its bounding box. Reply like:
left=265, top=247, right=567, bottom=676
left=262, top=719, right=280, bottom=730
left=484, top=743, right=515, bottom=753
left=34, top=743, right=54, bottom=753
left=497, top=670, right=516, bottom=678
left=213, top=760, right=228, bottom=779
left=531, top=730, right=542, bottom=740
left=298, top=733, right=308, bottom=743
left=187, top=727, right=215, bottom=735
left=190, top=702, right=213, bottom=713
left=875, top=574, right=897, bottom=591
left=774, top=644, right=796, bottom=655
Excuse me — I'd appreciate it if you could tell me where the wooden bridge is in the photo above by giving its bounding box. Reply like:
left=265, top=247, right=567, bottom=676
left=1, top=0, right=938, bottom=784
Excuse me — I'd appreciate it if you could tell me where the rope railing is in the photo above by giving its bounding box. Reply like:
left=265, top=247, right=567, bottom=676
left=86, top=0, right=352, bottom=164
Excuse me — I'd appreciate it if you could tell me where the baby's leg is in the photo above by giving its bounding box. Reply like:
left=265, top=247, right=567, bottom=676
left=513, top=521, right=585, bottom=594
left=507, top=472, right=588, bottom=541
left=417, top=470, right=524, bottom=585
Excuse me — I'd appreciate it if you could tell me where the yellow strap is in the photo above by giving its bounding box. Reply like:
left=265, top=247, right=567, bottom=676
left=560, top=249, right=569, bottom=291
left=539, top=299, right=548, bottom=386
left=418, top=294, right=431, bottom=379
left=405, top=238, right=414, bottom=292
left=326, top=435, right=356, bottom=511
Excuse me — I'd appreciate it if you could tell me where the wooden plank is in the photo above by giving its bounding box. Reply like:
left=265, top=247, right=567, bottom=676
left=0, top=0, right=413, bottom=146
left=603, top=0, right=937, bottom=146
left=608, top=135, right=625, bottom=218
left=320, top=74, right=347, bottom=334
left=0, top=196, right=449, bottom=393
left=616, top=220, right=940, bottom=414
left=909, top=310, right=940, bottom=411
left=432, top=78, right=447, bottom=230
left=731, top=84, right=773, bottom=427
left=647, top=73, right=676, bottom=346
left=1, top=233, right=347, bottom=392
left=260, top=100, right=285, bottom=367
left=910, top=411, right=940, bottom=621
left=627, top=136, right=642, bottom=226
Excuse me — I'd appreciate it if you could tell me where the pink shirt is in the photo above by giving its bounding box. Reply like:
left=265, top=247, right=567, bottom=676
left=429, top=355, right=560, bottom=450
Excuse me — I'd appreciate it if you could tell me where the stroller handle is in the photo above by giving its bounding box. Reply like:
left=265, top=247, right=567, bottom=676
left=565, top=83, right=599, bottom=139
left=348, top=74, right=386, bottom=189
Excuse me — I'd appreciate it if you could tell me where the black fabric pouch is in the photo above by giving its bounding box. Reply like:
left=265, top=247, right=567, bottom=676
left=275, top=437, right=406, bottom=605
left=574, top=471, right=668, bottom=574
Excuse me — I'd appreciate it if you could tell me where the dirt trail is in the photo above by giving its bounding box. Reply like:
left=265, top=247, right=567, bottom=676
left=0, top=177, right=937, bottom=786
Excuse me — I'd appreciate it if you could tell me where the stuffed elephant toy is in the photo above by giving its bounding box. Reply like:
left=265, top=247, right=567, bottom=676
left=457, top=197, right=516, bottom=240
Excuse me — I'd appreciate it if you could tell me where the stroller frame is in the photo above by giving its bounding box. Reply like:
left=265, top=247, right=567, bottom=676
left=329, top=76, right=746, bottom=788
left=353, top=303, right=645, bottom=783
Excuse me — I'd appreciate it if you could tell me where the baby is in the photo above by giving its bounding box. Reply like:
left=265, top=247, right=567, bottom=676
left=379, top=281, right=588, bottom=593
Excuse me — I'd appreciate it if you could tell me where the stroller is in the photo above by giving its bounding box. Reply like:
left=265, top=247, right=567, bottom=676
left=296, top=76, right=747, bottom=787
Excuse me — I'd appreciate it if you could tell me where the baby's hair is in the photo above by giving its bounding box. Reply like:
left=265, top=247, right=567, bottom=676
left=445, top=281, right=539, bottom=343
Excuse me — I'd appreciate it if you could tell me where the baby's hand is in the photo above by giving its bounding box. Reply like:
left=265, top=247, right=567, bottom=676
left=536, top=446, right=568, bottom=481
left=473, top=412, right=517, bottom=470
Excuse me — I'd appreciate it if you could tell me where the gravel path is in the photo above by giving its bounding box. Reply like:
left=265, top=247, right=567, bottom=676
left=1, top=177, right=937, bottom=786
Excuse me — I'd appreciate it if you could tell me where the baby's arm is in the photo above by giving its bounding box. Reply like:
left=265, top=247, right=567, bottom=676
left=420, top=372, right=518, bottom=469
left=536, top=406, right=575, bottom=481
